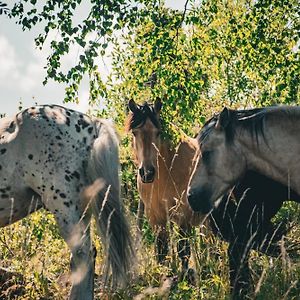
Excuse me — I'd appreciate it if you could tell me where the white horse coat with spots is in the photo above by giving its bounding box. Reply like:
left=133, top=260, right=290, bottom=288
left=0, top=105, right=133, bottom=299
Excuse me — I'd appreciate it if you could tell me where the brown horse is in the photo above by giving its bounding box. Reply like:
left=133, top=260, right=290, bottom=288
left=126, top=98, right=203, bottom=276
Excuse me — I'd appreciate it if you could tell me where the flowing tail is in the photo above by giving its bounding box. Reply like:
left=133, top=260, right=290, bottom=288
left=87, top=119, right=134, bottom=286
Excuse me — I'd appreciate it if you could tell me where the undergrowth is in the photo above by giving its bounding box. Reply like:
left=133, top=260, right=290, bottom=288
left=0, top=202, right=299, bottom=299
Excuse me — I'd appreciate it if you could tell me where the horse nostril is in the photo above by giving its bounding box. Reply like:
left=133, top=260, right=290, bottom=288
left=147, top=166, right=155, bottom=177
left=139, top=167, right=145, bottom=178
left=139, top=166, right=155, bottom=183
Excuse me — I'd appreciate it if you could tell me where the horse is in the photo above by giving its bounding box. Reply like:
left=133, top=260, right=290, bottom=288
left=210, top=170, right=300, bottom=299
left=188, top=106, right=300, bottom=298
left=126, top=98, right=202, bottom=278
left=188, top=106, right=300, bottom=213
left=0, top=104, right=133, bottom=300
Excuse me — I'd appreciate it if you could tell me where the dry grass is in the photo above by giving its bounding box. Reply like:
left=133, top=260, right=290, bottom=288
left=0, top=202, right=299, bottom=299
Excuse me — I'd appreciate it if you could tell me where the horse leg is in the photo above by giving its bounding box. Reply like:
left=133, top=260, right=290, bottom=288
left=45, top=188, right=95, bottom=300
left=57, top=213, right=94, bottom=300
left=177, top=226, right=191, bottom=273
left=177, top=226, right=196, bottom=284
left=156, top=226, right=169, bottom=264
left=0, top=186, right=42, bottom=227
left=137, top=199, right=144, bottom=233
left=228, top=242, right=251, bottom=300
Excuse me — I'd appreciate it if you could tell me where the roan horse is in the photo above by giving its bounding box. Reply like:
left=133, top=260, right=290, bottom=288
left=188, top=106, right=300, bottom=298
left=0, top=105, right=133, bottom=300
left=126, top=99, right=202, bottom=277
left=188, top=106, right=300, bottom=214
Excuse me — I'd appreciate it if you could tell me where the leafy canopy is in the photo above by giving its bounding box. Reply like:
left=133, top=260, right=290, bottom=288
left=2, top=0, right=299, bottom=140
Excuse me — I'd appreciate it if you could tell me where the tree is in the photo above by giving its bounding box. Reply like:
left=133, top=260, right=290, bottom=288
left=106, top=0, right=299, bottom=139
left=2, top=0, right=299, bottom=135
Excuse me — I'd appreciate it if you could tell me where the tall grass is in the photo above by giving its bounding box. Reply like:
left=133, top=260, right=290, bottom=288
left=0, top=202, right=299, bottom=299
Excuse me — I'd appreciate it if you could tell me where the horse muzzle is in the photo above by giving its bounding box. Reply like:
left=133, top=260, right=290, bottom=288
left=187, top=187, right=213, bottom=214
left=139, top=166, right=155, bottom=183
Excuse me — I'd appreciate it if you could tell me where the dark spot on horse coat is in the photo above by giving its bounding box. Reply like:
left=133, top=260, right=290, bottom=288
left=66, top=117, right=70, bottom=126
left=60, top=193, right=66, bottom=198
left=55, top=135, right=62, bottom=140
left=88, top=127, right=93, bottom=134
left=0, top=149, right=6, bottom=155
left=75, top=124, right=81, bottom=132
left=64, top=201, right=70, bottom=207
left=28, top=154, right=33, bottom=160
left=66, top=111, right=71, bottom=116
left=0, top=165, right=2, bottom=170
left=65, top=175, right=71, bottom=182
left=0, top=208, right=5, bottom=211
left=78, top=119, right=89, bottom=129
left=1, top=194, right=9, bottom=199
left=72, top=171, right=80, bottom=180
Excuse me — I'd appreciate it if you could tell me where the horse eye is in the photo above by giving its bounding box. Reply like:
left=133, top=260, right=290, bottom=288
left=202, top=151, right=211, bottom=162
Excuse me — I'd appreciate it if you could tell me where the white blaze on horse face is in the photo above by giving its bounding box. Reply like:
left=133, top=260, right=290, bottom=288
left=132, top=118, right=160, bottom=172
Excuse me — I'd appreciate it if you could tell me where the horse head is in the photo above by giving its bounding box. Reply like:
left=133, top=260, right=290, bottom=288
left=127, top=98, right=162, bottom=183
left=188, top=107, right=246, bottom=214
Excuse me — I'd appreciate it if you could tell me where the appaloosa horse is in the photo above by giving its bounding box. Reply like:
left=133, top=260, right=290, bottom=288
left=0, top=105, right=133, bottom=299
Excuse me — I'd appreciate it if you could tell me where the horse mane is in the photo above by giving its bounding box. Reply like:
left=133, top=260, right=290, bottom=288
left=199, top=106, right=294, bottom=145
left=234, top=106, right=300, bottom=144
left=125, top=102, right=161, bottom=132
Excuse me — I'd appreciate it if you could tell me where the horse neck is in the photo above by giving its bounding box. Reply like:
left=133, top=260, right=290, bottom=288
left=235, top=118, right=300, bottom=193
left=156, top=138, right=176, bottom=169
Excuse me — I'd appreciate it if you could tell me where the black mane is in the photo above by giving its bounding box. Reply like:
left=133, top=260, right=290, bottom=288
left=126, top=102, right=161, bottom=131
left=199, top=107, right=274, bottom=145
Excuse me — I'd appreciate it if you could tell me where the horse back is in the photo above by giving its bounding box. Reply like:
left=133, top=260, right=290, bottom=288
left=0, top=105, right=99, bottom=210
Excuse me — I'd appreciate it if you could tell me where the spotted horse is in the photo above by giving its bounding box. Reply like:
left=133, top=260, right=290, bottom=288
left=0, top=105, right=133, bottom=299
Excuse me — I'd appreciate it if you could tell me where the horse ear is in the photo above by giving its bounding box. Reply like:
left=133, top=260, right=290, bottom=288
left=128, top=99, right=138, bottom=113
left=154, top=97, right=162, bottom=113
left=215, top=107, right=231, bottom=130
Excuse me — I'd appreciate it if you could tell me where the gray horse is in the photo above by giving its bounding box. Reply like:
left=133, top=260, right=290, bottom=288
left=188, top=106, right=300, bottom=213
left=0, top=105, right=133, bottom=299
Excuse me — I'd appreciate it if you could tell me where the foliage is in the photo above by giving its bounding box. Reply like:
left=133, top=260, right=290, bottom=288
left=1, top=214, right=300, bottom=299
left=107, top=0, right=299, bottom=141
left=5, top=0, right=298, bottom=139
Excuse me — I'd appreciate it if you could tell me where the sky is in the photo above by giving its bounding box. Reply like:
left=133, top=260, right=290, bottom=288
left=0, top=0, right=188, bottom=116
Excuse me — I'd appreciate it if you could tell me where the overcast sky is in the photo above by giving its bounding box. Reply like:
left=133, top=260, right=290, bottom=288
left=0, top=1, right=187, bottom=116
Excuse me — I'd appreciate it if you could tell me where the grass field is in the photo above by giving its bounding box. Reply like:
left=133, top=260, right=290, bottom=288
left=0, top=199, right=300, bottom=299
